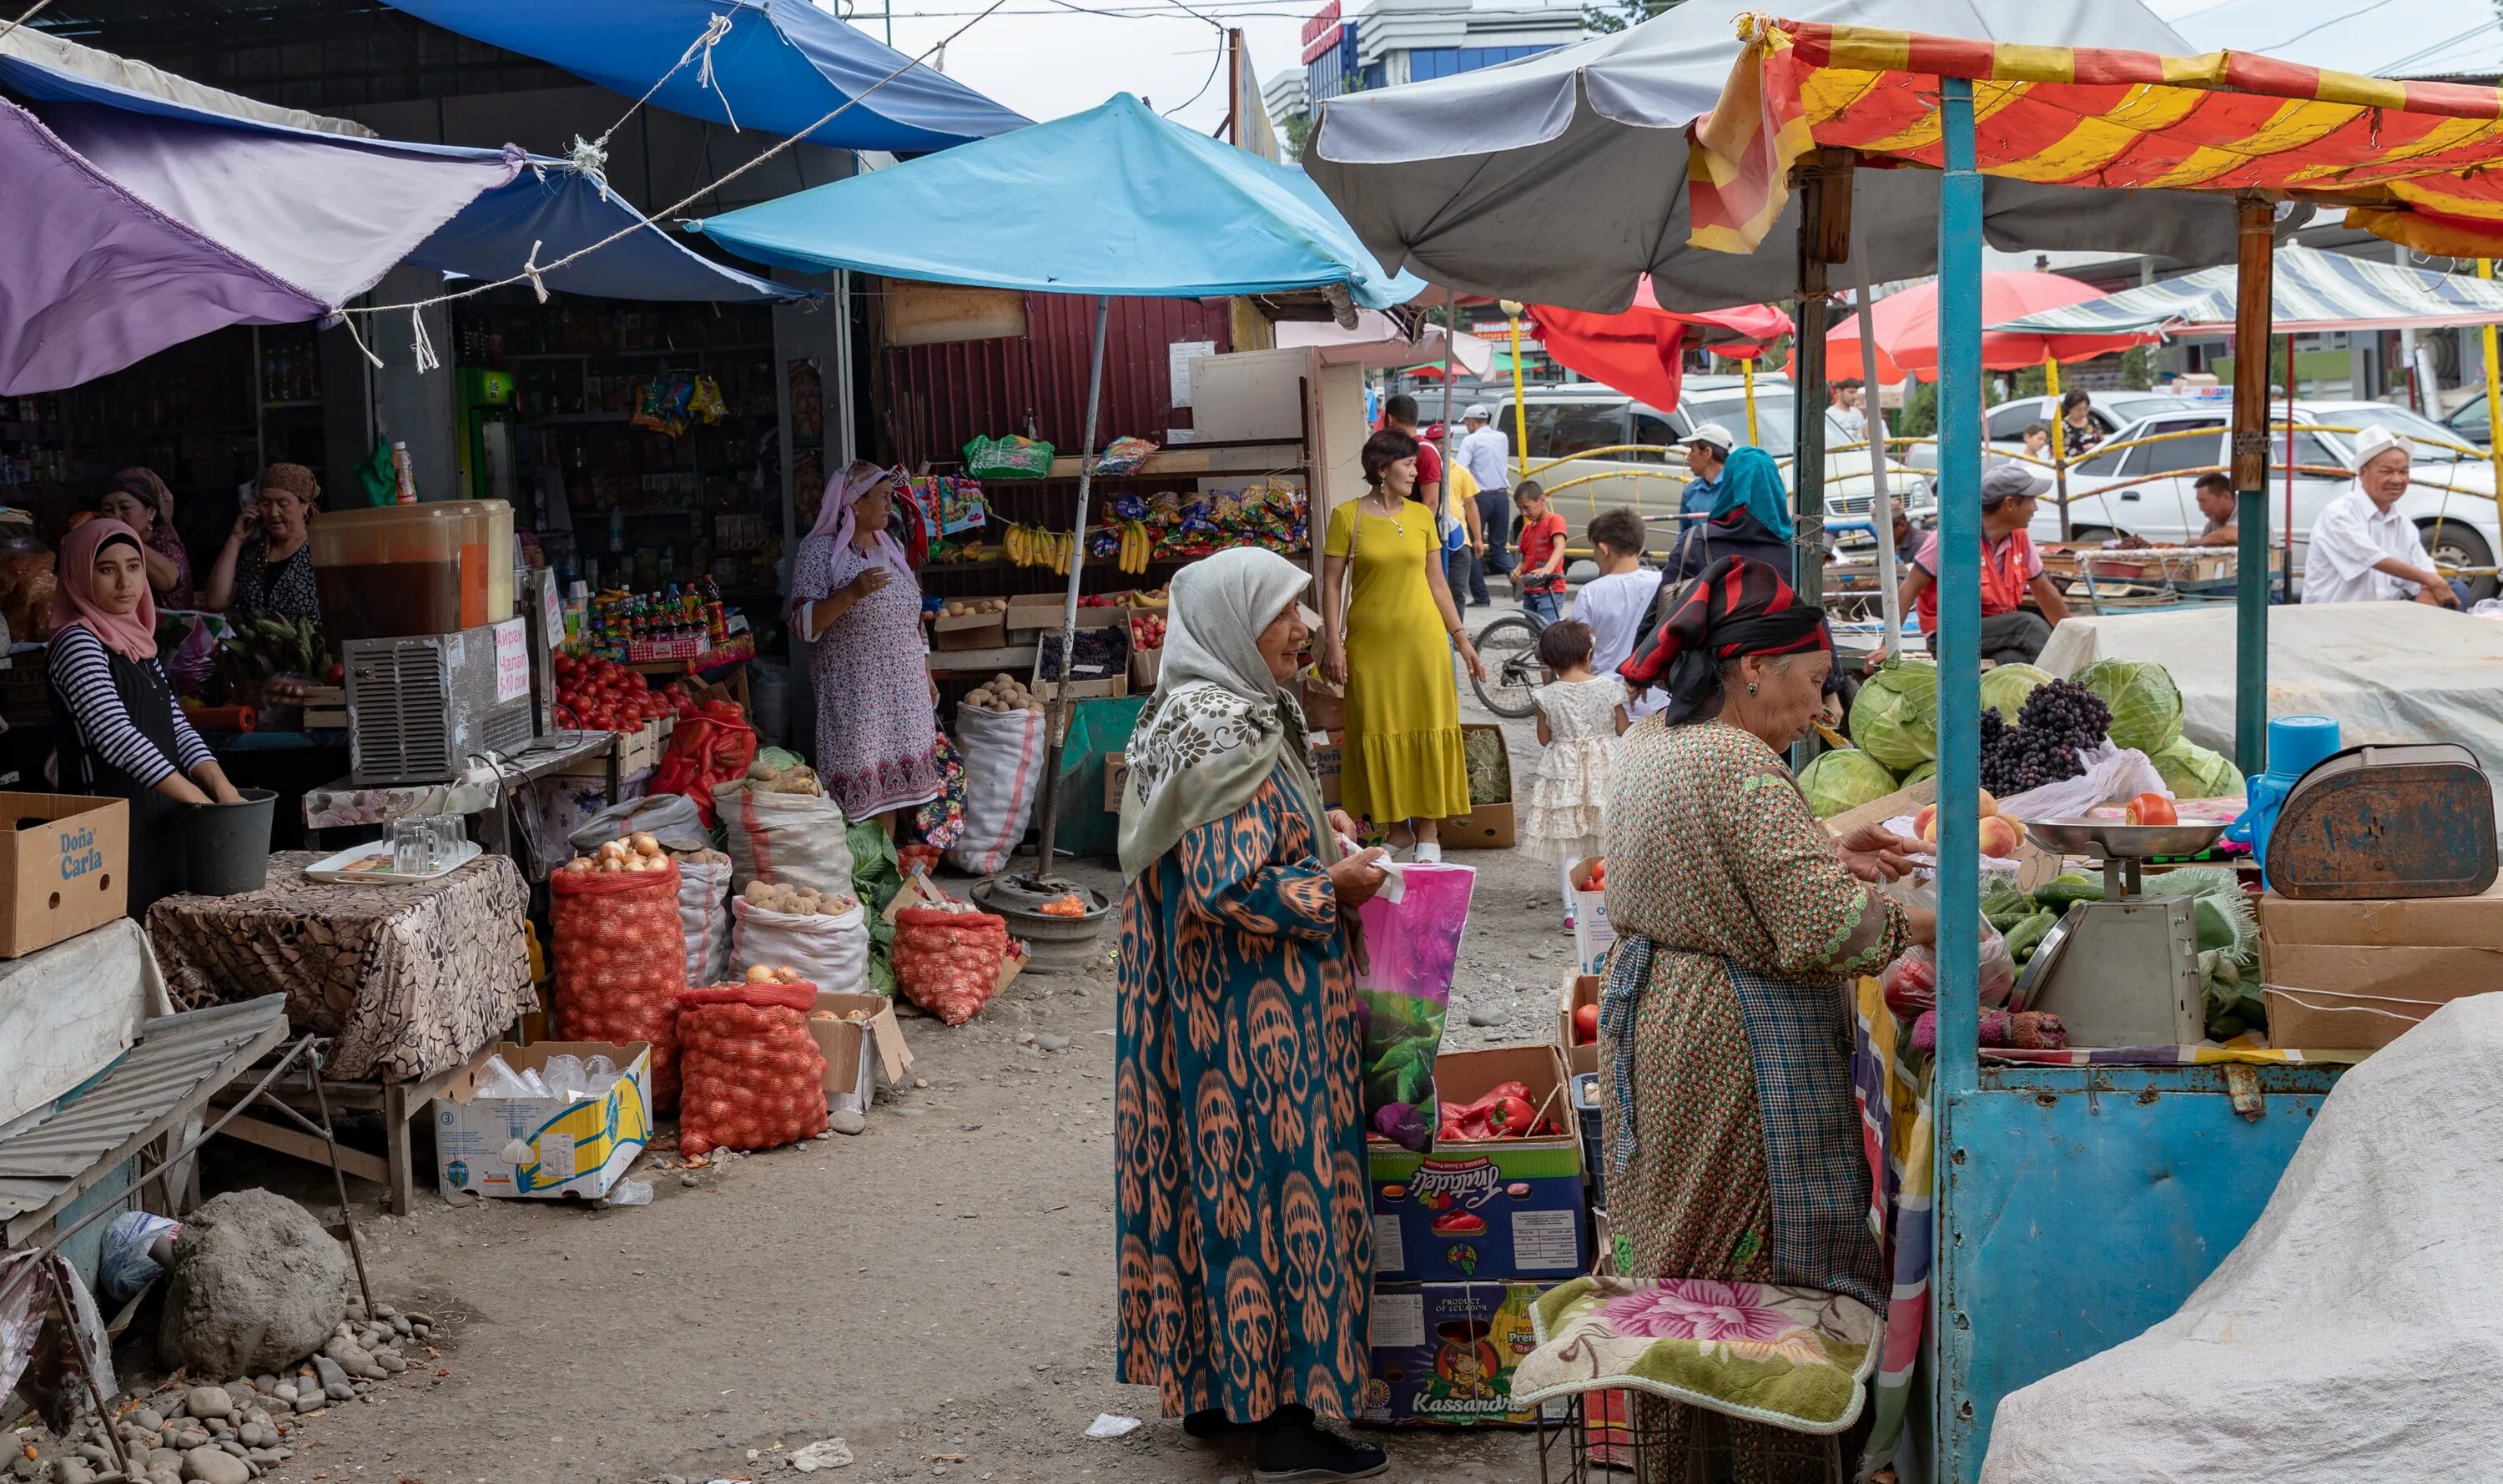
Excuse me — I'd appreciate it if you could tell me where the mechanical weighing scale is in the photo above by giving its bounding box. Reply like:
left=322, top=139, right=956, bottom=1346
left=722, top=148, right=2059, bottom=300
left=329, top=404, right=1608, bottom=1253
left=2014, top=817, right=2232, bottom=1047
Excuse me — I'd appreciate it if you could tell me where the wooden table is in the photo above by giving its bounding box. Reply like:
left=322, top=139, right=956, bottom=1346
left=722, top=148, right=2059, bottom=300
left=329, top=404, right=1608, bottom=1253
left=206, top=1039, right=500, bottom=1215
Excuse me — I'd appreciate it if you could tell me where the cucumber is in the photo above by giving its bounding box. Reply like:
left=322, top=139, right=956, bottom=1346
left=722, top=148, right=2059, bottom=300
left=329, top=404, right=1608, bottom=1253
left=2002, top=908, right=2057, bottom=963
left=2033, top=875, right=2104, bottom=909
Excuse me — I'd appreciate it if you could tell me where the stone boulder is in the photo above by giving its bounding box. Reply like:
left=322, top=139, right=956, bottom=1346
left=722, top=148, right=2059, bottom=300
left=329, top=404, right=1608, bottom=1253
left=158, top=1191, right=349, bottom=1376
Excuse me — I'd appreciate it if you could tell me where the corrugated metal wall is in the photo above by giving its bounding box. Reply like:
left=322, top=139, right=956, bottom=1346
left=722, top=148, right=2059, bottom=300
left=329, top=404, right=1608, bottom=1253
left=877, top=294, right=1232, bottom=469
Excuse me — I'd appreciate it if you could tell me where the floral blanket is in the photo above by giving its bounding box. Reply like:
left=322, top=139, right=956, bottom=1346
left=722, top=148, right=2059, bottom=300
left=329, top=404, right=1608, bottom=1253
left=1516, top=1275, right=1880, bottom=1433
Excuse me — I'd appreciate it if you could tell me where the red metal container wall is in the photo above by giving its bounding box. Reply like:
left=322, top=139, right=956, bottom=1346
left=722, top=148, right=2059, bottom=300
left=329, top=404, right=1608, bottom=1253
left=878, top=294, right=1232, bottom=469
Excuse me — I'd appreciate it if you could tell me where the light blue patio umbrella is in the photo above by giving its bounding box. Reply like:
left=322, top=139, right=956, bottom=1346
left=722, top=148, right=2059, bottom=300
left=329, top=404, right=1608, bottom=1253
left=691, top=93, right=1425, bottom=884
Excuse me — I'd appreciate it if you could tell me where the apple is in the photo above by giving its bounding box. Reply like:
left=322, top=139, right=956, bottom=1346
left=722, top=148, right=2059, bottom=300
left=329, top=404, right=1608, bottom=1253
left=1573, top=1003, right=1599, bottom=1044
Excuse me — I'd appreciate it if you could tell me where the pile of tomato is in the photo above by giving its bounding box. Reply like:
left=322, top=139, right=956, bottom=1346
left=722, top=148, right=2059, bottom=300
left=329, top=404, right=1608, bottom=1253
left=553, top=653, right=689, bottom=736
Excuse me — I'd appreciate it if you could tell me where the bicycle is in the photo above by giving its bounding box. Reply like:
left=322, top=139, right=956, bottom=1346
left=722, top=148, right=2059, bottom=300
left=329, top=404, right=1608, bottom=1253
left=1468, top=606, right=1549, bottom=720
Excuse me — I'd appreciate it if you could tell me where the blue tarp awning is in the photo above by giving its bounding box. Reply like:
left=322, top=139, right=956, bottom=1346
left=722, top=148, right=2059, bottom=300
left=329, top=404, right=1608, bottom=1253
left=380, top=0, right=1031, bottom=154
left=688, top=93, right=1423, bottom=306
left=0, top=29, right=798, bottom=393
left=1991, top=244, right=2503, bottom=338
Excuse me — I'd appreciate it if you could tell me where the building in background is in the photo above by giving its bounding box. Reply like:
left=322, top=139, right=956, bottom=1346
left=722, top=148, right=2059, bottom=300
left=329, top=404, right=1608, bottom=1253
left=1271, top=0, right=1583, bottom=142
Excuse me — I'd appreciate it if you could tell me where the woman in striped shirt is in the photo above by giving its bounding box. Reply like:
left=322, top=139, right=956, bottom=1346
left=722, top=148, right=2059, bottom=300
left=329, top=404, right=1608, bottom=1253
left=47, top=519, right=241, bottom=913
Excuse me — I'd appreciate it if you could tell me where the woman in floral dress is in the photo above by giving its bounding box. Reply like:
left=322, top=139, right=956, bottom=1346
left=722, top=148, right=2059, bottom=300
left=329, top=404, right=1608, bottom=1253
left=1113, top=548, right=1394, bottom=1480
left=1604, top=556, right=1933, bottom=1481
left=789, top=460, right=939, bottom=831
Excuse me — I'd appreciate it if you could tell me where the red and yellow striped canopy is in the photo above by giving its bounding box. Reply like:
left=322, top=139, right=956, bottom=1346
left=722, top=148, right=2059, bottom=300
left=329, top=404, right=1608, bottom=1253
left=1690, top=16, right=2503, bottom=259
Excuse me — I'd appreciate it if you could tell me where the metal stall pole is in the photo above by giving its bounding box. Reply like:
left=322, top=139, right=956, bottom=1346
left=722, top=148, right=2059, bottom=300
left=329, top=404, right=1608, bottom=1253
left=1024, top=294, right=1111, bottom=884
left=2481, top=261, right=2503, bottom=548
left=2045, top=353, right=2072, bottom=541
left=1931, top=74, right=1986, bottom=1481
left=2232, top=199, right=2276, bottom=776
left=1851, top=209, right=1903, bottom=644
left=1743, top=358, right=1760, bottom=445
left=1791, top=154, right=1843, bottom=767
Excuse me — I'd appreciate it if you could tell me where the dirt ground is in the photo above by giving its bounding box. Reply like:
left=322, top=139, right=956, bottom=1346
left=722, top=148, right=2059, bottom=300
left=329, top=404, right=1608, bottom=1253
left=181, top=673, right=1573, bottom=1484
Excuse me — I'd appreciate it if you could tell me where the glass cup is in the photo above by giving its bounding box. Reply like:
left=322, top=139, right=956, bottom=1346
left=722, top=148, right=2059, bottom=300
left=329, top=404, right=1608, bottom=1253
left=390, top=819, right=430, bottom=876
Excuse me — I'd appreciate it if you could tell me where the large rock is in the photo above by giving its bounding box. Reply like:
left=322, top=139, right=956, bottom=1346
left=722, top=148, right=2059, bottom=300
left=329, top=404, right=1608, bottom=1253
left=158, top=1191, right=349, bottom=1376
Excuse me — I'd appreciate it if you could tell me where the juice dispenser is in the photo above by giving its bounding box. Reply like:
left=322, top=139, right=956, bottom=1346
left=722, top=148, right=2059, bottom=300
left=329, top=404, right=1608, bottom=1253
left=438, top=500, right=516, bottom=628
left=311, top=505, right=468, bottom=640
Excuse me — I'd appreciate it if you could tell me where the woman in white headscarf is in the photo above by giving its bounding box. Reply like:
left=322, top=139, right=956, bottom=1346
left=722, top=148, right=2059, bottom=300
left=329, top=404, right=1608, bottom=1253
left=789, top=459, right=939, bottom=831
left=1113, top=549, right=1393, bottom=1480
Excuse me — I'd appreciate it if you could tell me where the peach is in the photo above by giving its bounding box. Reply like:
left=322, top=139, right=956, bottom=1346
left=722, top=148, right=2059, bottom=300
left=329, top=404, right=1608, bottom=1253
left=1977, top=814, right=2022, bottom=858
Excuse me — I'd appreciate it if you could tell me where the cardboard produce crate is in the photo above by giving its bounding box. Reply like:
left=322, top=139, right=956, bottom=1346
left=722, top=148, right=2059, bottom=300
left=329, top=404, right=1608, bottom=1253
left=0, top=792, right=128, bottom=958
left=808, top=991, right=915, bottom=1115
left=1556, top=973, right=1600, bottom=1078
left=931, top=607, right=1009, bottom=651
left=2260, top=883, right=2503, bottom=1051
left=1439, top=723, right=1516, bottom=850
left=432, top=1041, right=652, bottom=1201
left=1368, top=1044, right=1585, bottom=1283
left=1362, top=1279, right=1564, bottom=1427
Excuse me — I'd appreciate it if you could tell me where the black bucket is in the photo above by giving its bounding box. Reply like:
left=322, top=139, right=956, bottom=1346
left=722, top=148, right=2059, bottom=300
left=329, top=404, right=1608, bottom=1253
left=180, top=788, right=278, bottom=896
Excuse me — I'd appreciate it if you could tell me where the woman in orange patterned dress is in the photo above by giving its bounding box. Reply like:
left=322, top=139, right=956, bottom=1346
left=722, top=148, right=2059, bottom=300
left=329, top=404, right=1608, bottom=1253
left=1114, top=548, right=1393, bottom=1480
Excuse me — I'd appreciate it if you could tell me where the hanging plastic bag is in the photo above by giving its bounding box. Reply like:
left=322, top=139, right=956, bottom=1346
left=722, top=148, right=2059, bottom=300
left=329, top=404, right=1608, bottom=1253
left=648, top=704, right=758, bottom=827
left=1354, top=863, right=1476, bottom=1152
left=892, top=907, right=1009, bottom=1025
left=963, top=434, right=1055, bottom=480
left=948, top=702, right=1045, bottom=876
left=677, top=854, right=735, bottom=988
left=731, top=893, right=869, bottom=996
left=569, top=791, right=709, bottom=857
left=550, top=858, right=691, bottom=1111
left=718, top=782, right=855, bottom=894
left=673, top=980, right=828, bottom=1156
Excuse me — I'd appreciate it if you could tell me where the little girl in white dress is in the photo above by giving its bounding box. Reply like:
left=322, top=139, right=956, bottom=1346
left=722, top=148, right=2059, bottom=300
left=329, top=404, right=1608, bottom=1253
left=1520, top=619, right=1627, bottom=924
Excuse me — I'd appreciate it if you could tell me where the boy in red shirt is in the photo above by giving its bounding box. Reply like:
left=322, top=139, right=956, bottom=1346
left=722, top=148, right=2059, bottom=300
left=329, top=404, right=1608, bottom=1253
left=1513, top=480, right=1569, bottom=624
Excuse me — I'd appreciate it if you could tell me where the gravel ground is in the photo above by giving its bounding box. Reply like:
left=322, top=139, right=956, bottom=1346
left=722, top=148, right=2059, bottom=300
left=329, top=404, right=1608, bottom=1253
left=178, top=636, right=1574, bottom=1484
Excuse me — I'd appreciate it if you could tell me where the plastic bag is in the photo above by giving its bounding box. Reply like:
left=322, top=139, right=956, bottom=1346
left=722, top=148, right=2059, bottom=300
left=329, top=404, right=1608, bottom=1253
left=673, top=979, right=828, bottom=1156
left=1354, top=863, right=1476, bottom=1152
left=98, top=1211, right=179, bottom=1304
left=550, top=859, right=691, bottom=1112
left=962, top=434, right=1055, bottom=480
left=1998, top=741, right=2170, bottom=820
left=648, top=707, right=758, bottom=827
left=677, top=855, right=734, bottom=988
left=948, top=702, right=1045, bottom=875
left=1879, top=871, right=2016, bottom=1016
left=731, top=895, right=869, bottom=996
left=569, top=792, right=709, bottom=857
left=718, top=783, right=855, bottom=894
left=892, top=907, right=1009, bottom=1026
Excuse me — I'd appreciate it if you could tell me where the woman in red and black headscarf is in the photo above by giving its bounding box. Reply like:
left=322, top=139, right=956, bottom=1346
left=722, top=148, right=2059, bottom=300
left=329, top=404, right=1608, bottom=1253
left=1599, top=556, right=1933, bottom=1481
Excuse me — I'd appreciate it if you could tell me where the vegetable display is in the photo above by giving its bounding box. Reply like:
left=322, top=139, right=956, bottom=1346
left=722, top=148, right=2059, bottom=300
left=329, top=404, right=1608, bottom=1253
left=1977, top=663, right=2052, bottom=725
left=551, top=851, right=690, bottom=1111
left=1977, top=679, right=2112, bottom=795
left=891, top=905, right=1010, bottom=1026
left=1799, top=747, right=1899, bottom=818
left=2151, top=738, right=2247, bottom=801
left=939, top=598, right=1009, bottom=617
left=554, top=653, right=683, bottom=736
left=740, top=880, right=861, bottom=917
left=673, top=980, right=828, bottom=1157
left=964, top=673, right=1043, bottom=713
left=221, top=614, right=335, bottom=687
left=2072, top=658, right=2185, bottom=754
left=1438, top=1081, right=1562, bottom=1142
left=1849, top=660, right=1941, bottom=772
left=745, top=759, right=825, bottom=796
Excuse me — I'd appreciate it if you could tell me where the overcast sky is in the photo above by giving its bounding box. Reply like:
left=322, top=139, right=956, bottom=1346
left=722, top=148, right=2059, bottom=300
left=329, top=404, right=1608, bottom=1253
left=867, top=0, right=2503, bottom=133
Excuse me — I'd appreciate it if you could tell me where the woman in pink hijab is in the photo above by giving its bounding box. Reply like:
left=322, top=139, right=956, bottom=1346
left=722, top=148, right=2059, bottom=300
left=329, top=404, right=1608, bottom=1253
left=46, top=519, right=242, bottom=913
left=788, top=460, right=939, bottom=833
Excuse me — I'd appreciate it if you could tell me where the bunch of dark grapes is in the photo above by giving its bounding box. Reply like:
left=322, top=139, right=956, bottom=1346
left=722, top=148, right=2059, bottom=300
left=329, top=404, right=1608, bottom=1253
left=1978, top=680, right=2113, bottom=795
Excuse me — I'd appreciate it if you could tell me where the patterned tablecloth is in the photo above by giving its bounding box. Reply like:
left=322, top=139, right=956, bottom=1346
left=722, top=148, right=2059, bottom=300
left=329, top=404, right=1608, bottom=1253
left=145, top=853, right=533, bottom=1083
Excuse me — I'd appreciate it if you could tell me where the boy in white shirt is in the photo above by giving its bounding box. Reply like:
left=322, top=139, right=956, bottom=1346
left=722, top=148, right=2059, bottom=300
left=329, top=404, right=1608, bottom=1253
left=1574, top=508, right=1655, bottom=682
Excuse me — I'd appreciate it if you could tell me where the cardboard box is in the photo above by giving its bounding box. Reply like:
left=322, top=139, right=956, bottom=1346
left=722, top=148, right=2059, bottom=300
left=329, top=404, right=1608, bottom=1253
left=1369, top=1044, right=1586, bottom=1282
left=1129, top=646, right=1161, bottom=690
left=931, top=607, right=1009, bottom=651
left=1556, top=973, right=1601, bottom=1078
left=1821, top=772, right=2064, bottom=892
left=1439, top=723, right=1516, bottom=850
left=0, top=792, right=128, bottom=958
left=431, top=1040, right=652, bottom=1201
left=808, top=991, right=915, bottom=1115
left=1007, top=596, right=1128, bottom=635
left=1568, top=859, right=1613, bottom=974
left=1105, top=752, right=1129, bottom=812
left=1312, top=732, right=1344, bottom=807
left=1299, top=679, right=1347, bottom=732
left=1362, top=1280, right=1564, bottom=1427
left=2260, top=885, right=2503, bottom=1051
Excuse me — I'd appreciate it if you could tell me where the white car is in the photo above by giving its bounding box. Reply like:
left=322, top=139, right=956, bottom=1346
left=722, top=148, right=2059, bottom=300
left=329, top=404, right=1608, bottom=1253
left=2031, top=399, right=2499, bottom=600
left=1477, top=379, right=1933, bottom=556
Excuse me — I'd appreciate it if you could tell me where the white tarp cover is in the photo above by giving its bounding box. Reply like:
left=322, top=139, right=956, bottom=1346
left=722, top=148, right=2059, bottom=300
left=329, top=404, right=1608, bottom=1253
left=2037, top=603, right=2503, bottom=795
left=1982, top=993, right=2503, bottom=1481
left=0, top=919, right=172, bottom=1129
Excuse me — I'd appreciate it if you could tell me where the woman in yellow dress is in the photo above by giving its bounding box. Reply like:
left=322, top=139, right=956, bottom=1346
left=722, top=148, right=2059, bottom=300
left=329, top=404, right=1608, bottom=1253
left=1319, top=428, right=1484, bottom=861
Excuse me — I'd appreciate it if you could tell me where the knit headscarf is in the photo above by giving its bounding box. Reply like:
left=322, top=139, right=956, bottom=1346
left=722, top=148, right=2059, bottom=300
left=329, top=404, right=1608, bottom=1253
left=1706, top=445, right=1795, bottom=542
left=52, top=519, right=158, bottom=662
left=801, top=459, right=907, bottom=576
left=109, top=467, right=175, bottom=535
left=1116, top=548, right=1332, bottom=882
left=1618, top=555, right=1826, bottom=724
left=259, top=462, right=318, bottom=506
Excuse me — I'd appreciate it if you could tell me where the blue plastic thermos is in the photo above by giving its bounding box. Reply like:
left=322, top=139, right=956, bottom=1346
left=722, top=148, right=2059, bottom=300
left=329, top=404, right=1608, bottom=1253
left=2224, top=715, right=2342, bottom=887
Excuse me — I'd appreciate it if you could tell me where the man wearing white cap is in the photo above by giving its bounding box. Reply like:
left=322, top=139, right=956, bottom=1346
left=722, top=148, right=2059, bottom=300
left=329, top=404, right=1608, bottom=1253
left=2303, top=424, right=2464, bottom=608
left=1454, top=405, right=1512, bottom=603
left=1679, top=424, right=1735, bottom=521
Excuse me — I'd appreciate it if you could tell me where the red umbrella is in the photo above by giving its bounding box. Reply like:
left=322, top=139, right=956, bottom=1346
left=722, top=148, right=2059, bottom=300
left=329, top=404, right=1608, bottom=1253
left=1823, top=270, right=2141, bottom=383
left=1529, top=277, right=1793, bottom=411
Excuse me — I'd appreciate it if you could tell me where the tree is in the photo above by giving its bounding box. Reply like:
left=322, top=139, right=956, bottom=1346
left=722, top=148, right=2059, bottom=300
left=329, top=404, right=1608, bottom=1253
left=1584, top=0, right=1683, bottom=36
left=1282, top=111, right=1312, bottom=158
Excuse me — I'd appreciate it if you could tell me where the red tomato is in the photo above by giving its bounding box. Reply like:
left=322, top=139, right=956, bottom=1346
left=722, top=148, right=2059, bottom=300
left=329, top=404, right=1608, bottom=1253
left=2124, top=792, right=2178, bottom=827
left=1573, top=1004, right=1599, bottom=1044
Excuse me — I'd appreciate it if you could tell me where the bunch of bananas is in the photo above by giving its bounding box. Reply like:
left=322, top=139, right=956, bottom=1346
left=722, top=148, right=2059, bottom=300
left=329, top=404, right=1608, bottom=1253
left=1111, top=518, right=1157, bottom=576
left=1006, top=524, right=1078, bottom=574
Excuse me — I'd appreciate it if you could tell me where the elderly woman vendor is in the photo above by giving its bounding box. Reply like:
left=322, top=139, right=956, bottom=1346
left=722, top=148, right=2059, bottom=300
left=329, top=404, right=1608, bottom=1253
left=1606, top=555, right=1933, bottom=1480
left=1113, top=547, right=1394, bottom=1480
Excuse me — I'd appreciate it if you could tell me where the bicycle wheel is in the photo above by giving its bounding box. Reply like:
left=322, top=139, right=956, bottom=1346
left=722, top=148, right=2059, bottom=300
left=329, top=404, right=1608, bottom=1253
left=1469, top=614, right=1544, bottom=719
